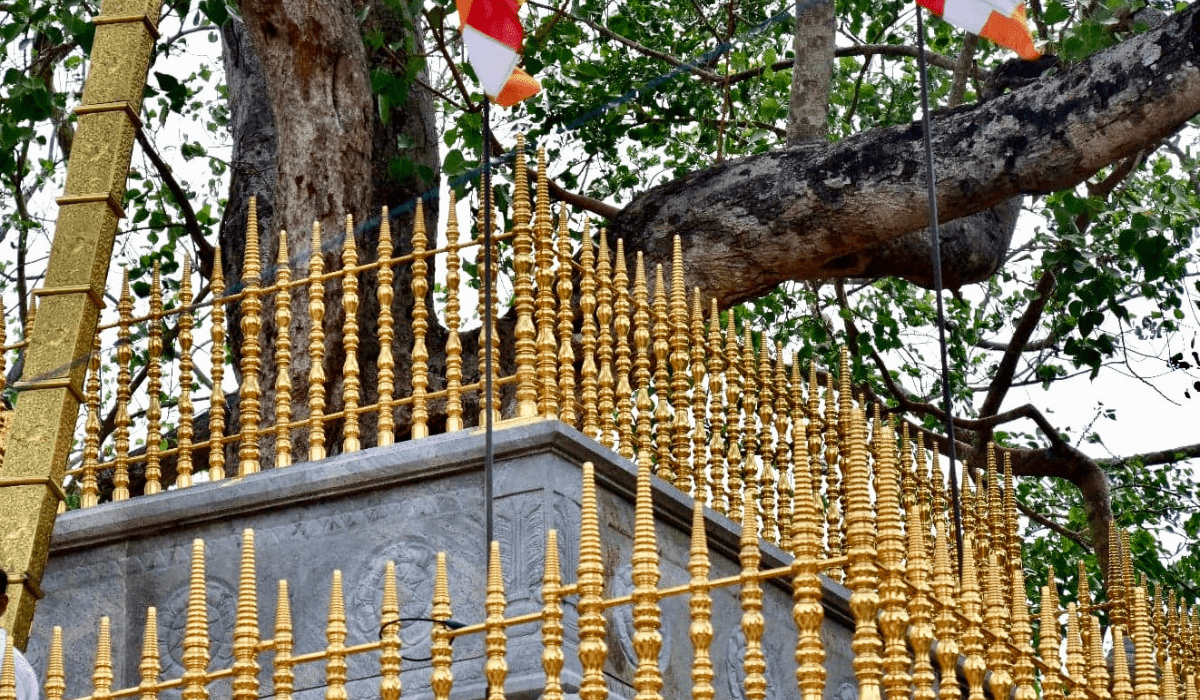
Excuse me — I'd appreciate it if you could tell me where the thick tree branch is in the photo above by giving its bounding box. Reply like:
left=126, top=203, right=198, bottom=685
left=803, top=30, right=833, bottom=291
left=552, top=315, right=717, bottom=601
left=1100, top=443, right=1200, bottom=468
left=134, top=127, right=217, bottom=279
left=979, top=268, right=1057, bottom=417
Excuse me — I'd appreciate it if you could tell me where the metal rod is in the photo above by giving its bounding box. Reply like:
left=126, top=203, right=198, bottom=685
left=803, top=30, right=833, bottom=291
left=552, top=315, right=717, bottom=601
left=483, top=96, right=495, bottom=553
left=915, top=5, right=965, bottom=570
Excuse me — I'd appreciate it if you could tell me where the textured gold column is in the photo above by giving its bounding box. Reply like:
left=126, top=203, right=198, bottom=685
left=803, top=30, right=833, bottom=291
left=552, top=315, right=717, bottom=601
left=557, top=214, right=576, bottom=427
left=144, top=262, right=164, bottom=494
left=238, top=200, right=263, bottom=475
left=1165, top=650, right=1182, bottom=700
left=535, top=157, right=558, bottom=418
left=176, top=257, right=196, bottom=486
left=274, top=580, right=295, bottom=700
left=984, top=557, right=1013, bottom=700
left=632, top=257, right=652, bottom=463
left=1065, top=602, right=1085, bottom=689
left=113, top=272, right=133, bottom=501
left=874, top=419, right=910, bottom=700
left=138, top=608, right=160, bottom=700
left=690, top=292, right=708, bottom=502
left=791, top=417, right=825, bottom=700
left=1077, top=560, right=1093, bottom=654
left=325, top=571, right=348, bottom=700
left=380, top=562, right=402, bottom=700
left=932, top=514, right=961, bottom=700
left=688, top=501, right=715, bottom=700
left=1156, top=586, right=1170, bottom=674
left=739, top=480, right=767, bottom=700
left=724, top=316, right=742, bottom=521
left=787, top=353, right=808, bottom=550
left=846, top=407, right=882, bottom=700
left=92, top=617, right=113, bottom=700
left=512, top=137, right=538, bottom=419
left=773, top=343, right=790, bottom=507
left=596, top=235, right=616, bottom=448
left=80, top=336, right=102, bottom=507
left=542, top=530, right=565, bottom=700
left=1039, top=576, right=1064, bottom=700
left=580, top=229, right=599, bottom=438
left=707, top=300, right=727, bottom=512
left=806, top=364, right=821, bottom=505
left=1, top=0, right=162, bottom=641
left=306, top=222, right=327, bottom=462
left=904, top=467, right=936, bottom=700
left=340, top=216, right=362, bottom=452
left=1170, top=591, right=1185, bottom=690
left=233, top=530, right=259, bottom=700
left=376, top=209, right=396, bottom=445
left=758, top=347, right=777, bottom=544
left=1087, top=613, right=1112, bottom=700
left=478, top=192, right=501, bottom=427
left=485, top=541, right=509, bottom=700
left=1133, top=586, right=1162, bottom=700
left=1112, top=626, right=1135, bottom=700
left=45, top=627, right=64, bottom=700
left=740, top=328, right=759, bottom=528
left=273, top=238, right=294, bottom=466
left=1010, top=546, right=1037, bottom=700
left=577, top=462, right=609, bottom=700
left=614, top=241, right=633, bottom=459
left=431, top=553, right=454, bottom=700
left=1109, top=522, right=1128, bottom=632
left=410, top=202, right=429, bottom=440
left=960, top=532, right=987, bottom=700
left=823, top=373, right=843, bottom=573
left=632, top=450, right=664, bottom=700
left=209, top=253, right=228, bottom=481
left=182, top=539, right=208, bottom=700
left=652, top=265, right=673, bottom=483
left=669, top=241, right=691, bottom=491
left=444, top=197, right=464, bottom=432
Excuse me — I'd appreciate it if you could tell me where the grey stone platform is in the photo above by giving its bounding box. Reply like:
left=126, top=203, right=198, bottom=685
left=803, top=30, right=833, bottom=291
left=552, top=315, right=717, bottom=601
left=26, top=421, right=858, bottom=700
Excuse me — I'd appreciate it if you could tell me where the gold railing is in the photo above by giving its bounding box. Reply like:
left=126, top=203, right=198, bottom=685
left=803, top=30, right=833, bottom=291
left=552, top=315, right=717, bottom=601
left=14, top=408, right=1199, bottom=700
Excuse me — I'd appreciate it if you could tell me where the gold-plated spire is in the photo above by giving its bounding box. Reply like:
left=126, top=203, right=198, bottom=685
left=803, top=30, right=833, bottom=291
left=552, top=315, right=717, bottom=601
left=1133, top=586, right=1162, bottom=700
left=1065, top=602, right=1086, bottom=687
left=232, top=530, right=259, bottom=700
left=614, top=240, right=633, bottom=459
left=652, top=264, right=673, bottom=484
left=307, top=222, right=327, bottom=462
left=823, top=372, right=843, bottom=572
left=92, top=617, right=113, bottom=700
left=792, top=410, right=825, bottom=700
left=431, top=553, right=454, bottom=700
left=81, top=335, right=102, bottom=507
left=45, top=627, right=64, bottom=700
left=1010, top=536, right=1037, bottom=700
left=632, top=256, right=652, bottom=461
left=758, top=347, right=777, bottom=544
left=845, top=407, right=882, bottom=700
left=690, top=291, right=709, bottom=502
left=557, top=213, right=576, bottom=426
left=1087, top=612, right=1112, bottom=700
left=740, top=478, right=767, bottom=700
left=377, top=208, right=397, bottom=444
left=113, top=270, right=133, bottom=501
left=1113, top=627, right=1134, bottom=700
left=444, top=196, right=464, bottom=432
left=875, top=419, right=910, bottom=700
left=181, top=539, right=209, bottom=700
left=932, top=514, right=961, bottom=700
left=411, top=201, right=429, bottom=440
left=485, top=541, right=509, bottom=700
left=535, top=156, right=558, bottom=418
left=1109, top=522, right=1128, bottom=632
left=341, top=214, right=362, bottom=452
left=1039, top=576, right=1065, bottom=700
left=688, top=501, right=715, bottom=700
left=273, top=237, right=293, bottom=466
left=144, top=262, right=164, bottom=494
left=238, top=199, right=264, bottom=475
left=274, top=580, right=295, bottom=700
left=632, top=450, right=664, bottom=700
left=724, top=315, right=742, bottom=521
left=325, top=570, right=348, bottom=700
left=580, top=225, right=599, bottom=438
left=983, top=556, right=1013, bottom=700
left=478, top=185, right=501, bottom=426
left=512, top=136, right=538, bottom=419
left=740, top=328, right=759, bottom=527
left=176, top=255, right=196, bottom=487
left=542, top=530, right=565, bottom=700
left=905, top=459, right=936, bottom=700
left=597, top=234, right=616, bottom=448
left=380, top=562, right=401, bottom=700
left=578, top=462, right=609, bottom=700
left=0, top=639, right=14, bottom=700
left=960, top=534, right=986, bottom=700
left=210, top=250, right=227, bottom=480
left=669, top=239, right=692, bottom=492
left=707, top=300, right=727, bottom=512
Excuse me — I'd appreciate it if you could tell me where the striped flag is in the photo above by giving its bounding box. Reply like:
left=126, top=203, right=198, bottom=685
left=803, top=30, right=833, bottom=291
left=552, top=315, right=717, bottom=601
left=457, top=0, right=541, bottom=106
left=918, top=0, right=1040, bottom=59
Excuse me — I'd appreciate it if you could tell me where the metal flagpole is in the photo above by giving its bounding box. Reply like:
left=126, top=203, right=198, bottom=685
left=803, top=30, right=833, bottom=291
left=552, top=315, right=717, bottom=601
left=482, top=95, right=496, bottom=551
left=915, top=5, right=965, bottom=569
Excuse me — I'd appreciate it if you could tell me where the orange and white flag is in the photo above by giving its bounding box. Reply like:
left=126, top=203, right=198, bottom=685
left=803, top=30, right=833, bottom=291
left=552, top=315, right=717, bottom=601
left=456, top=0, right=541, bottom=106
left=918, top=0, right=1040, bottom=59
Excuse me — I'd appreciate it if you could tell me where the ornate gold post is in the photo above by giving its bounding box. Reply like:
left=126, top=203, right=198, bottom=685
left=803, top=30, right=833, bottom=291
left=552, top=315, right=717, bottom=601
left=614, top=241, right=634, bottom=459
left=176, top=257, right=196, bottom=486
left=932, top=513, right=961, bottom=700
left=740, top=480, right=767, bottom=700
left=485, top=541, right=509, bottom=700
left=1087, top=613, right=1112, bottom=700
left=707, top=300, right=727, bottom=512
left=113, top=272, right=133, bottom=501
left=0, top=641, right=14, bottom=700
left=632, top=452, right=664, bottom=700
left=905, top=462, right=935, bottom=700
left=652, top=265, right=673, bottom=482
left=688, top=501, right=715, bottom=700
left=80, top=336, right=102, bottom=506
left=577, top=462, right=609, bottom=700
left=557, top=215, right=576, bottom=426
left=535, top=155, right=558, bottom=418
left=181, top=539, right=209, bottom=700
left=306, top=222, right=327, bottom=462
left=238, top=200, right=263, bottom=475
left=92, top=617, right=113, bottom=700
left=410, top=202, right=429, bottom=440
left=0, top=0, right=163, bottom=642
left=724, top=316, right=742, bottom=521
left=632, top=256, right=652, bottom=461
left=274, top=580, right=295, bottom=700
left=542, top=530, right=565, bottom=700
left=1113, top=627, right=1135, bottom=700
left=791, top=415, right=825, bottom=700
left=377, top=209, right=397, bottom=444
left=984, top=556, right=1013, bottom=700
left=325, top=570, right=348, bottom=700
left=45, top=627, right=64, bottom=700
left=1065, top=602, right=1085, bottom=689
left=1133, top=586, right=1162, bottom=700
left=580, top=228, right=599, bottom=438
left=597, top=235, right=616, bottom=448
left=144, top=262, right=164, bottom=494
left=512, top=136, right=538, bottom=419
left=669, top=241, right=691, bottom=491
left=340, top=216, right=362, bottom=452
left=690, top=292, right=709, bottom=501
left=209, top=252, right=227, bottom=480
left=431, top=553, right=455, bottom=700
left=232, top=530, right=259, bottom=700
left=444, top=196, right=464, bottom=432
left=273, top=238, right=293, bottom=466
left=875, top=419, right=910, bottom=700
left=740, top=327, right=759, bottom=528
left=477, top=190, right=500, bottom=427
left=380, top=562, right=402, bottom=700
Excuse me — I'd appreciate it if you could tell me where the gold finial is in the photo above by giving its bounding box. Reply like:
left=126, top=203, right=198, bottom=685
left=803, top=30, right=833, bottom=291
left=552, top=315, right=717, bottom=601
left=431, top=553, right=454, bottom=700
left=740, top=477, right=767, bottom=700
left=0, top=639, right=15, bottom=700
left=0, top=315, right=6, bottom=396
left=875, top=418, right=910, bottom=700
left=1065, top=602, right=1086, bottom=686
left=325, top=570, right=348, bottom=700
left=45, top=627, right=65, bottom=700
left=960, top=534, right=987, bottom=700
left=1164, top=644, right=1182, bottom=700
left=341, top=214, right=362, bottom=452
left=632, top=255, right=652, bottom=462
left=791, top=414, right=825, bottom=700
left=233, top=530, right=260, bottom=700
left=557, top=212, right=576, bottom=426
left=740, top=328, right=759, bottom=498
left=668, top=240, right=692, bottom=491
left=210, top=250, right=227, bottom=480
left=274, top=580, right=295, bottom=700
left=24, top=296, right=36, bottom=340
left=478, top=187, right=501, bottom=426
left=580, top=224, right=599, bottom=438
left=905, top=462, right=936, bottom=700
left=238, top=198, right=264, bottom=475
left=1156, top=586, right=1170, bottom=674
left=773, top=342, right=790, bottom=506
left=377, top=207, right=396, bottom=444
left=1010, top=547, right=1037, bottom=700
left=92, top=616, right=113, bottom=699
left=1113, top=627, right=1135, bottom=700
left=690, top=291, right=709, bottom=502
left=542, top=530, right=565, bottom=700
left=758, top=346, right=777, bottom=543
left=380, top=561, right=401, bottom=700
left=444, top=197, right=464, bottom=432
left=81, top=335, right=102, bottom=507
left=307, top=221, right=327, bottom=462
left=535, top=158, right=558, bottom=418
left=144, top=261, right=164, bottom=494
left=984, top=556, right=1013, bottom=700
left=652, top=264, right=673, bottom=484
left=138, top=608, right=160, bottom=700
left=113, top=270, right=133, bottom=501
left=1039, top=579, right=1065, bottom=700
left=614, top=239, right=634, bottom=459
left=596, top=233, right=616, bottom=448
left=688, top=501, right=715, bottom=700
left=182, top=539, right=209, bottom=700
left=578, top=462, right=609, bottom=700
left=411, top=201, right=429, bottom=440
left=274, top=236, right=294, bottom=466
left=1133, top=586, right=1161, bottom=700
left=485, top=541, right=509, bottom=700
left=513, top=137, right=538, bottom=419
left=707, top=299, right=727, bottom=513
left=846, top=408, right=882, bottom=700
left=932, top=514, right=961, bottom=700
left=824, top=371, right=844, bottom=574
left=632, top=450, right=664, bottom=700
left=1169, top=590, right=1184, bottom=687
left=1087, top=612, right=1112, bottom=700
left=806, top=362, right=821, bottom=504
left=177, top=256, right=196, bottom=487
left=1109, top=522, right=1128, bottom=630
left=724, top=315, right=743, bottom=522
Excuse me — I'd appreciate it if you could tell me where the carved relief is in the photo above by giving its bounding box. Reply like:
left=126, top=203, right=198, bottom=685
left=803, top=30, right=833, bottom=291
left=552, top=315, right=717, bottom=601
left=613, top=559, right=671, bottom=668
left=724, top=629, right=778, bottom=700
left=161, top=576, right=236, bottom=677
left=350, top=537, right=439, bottom=648
left=495, top=494, right=545, bottom=619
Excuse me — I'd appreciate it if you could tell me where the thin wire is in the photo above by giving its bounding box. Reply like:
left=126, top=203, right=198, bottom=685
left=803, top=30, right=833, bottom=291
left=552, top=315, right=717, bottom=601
left=915, top=4, right=965, bottom=570
left=483, top=96, right=495, bottom=555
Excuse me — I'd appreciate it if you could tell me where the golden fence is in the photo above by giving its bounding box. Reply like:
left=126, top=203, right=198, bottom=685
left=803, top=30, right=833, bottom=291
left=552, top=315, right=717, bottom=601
left=11, top=409, right=1200, bottom=700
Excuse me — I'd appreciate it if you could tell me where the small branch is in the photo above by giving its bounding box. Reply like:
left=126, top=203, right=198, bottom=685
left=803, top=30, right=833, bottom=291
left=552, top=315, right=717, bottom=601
left=1019, top=500, right=1092, bottom=550
left=486, top=130, right=621, bottom=219
left=947, top=34, right=979, bottom=108
left=133, top=128, right=216, bottom=279
left=1100, top=443, right=1200, bottom=469
left=978, top=268, right=1057, bottom=419
left=426, top=9, right=477, bottom=112
left=973, top=335, right=1058, bottom=352
left=724, top=44, right=980, bottom=87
